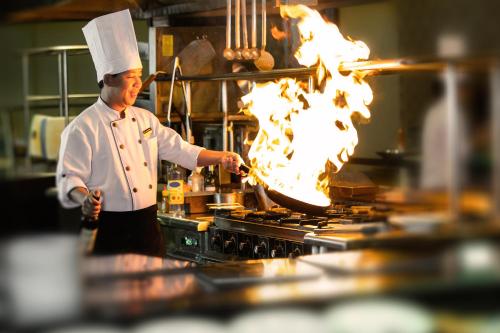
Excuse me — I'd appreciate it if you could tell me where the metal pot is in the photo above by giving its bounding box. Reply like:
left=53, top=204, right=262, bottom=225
left=213, top=191, right=245, bottom=205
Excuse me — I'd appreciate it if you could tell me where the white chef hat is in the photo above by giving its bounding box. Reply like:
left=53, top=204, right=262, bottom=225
left=82, top=9, right=142, bottom=83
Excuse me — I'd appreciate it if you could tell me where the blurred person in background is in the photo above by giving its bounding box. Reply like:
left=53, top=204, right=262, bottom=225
left=420, top=73, right=470, bottom=190
left=421, top=34, right=471, bottom=190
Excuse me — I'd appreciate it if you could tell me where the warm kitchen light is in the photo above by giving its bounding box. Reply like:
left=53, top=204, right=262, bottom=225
left=242, top=4, right=373, bottom=206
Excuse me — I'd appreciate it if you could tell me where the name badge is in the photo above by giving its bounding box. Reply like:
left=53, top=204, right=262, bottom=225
left=143, top=128, right=152, bottom=138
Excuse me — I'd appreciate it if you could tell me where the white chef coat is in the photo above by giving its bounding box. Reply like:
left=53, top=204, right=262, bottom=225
left=56, top=97, right=204, bottom=211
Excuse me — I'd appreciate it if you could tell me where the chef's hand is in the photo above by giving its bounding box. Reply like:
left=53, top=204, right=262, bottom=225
left=220, top=152, right=243, bottom=175
left=82, top=189, right=101, bottom=220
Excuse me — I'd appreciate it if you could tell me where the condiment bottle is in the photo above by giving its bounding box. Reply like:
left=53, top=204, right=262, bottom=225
left=205, top=165, right=216, bottom=192
left=168, top=164, right=185, bottom=217
left=189, top=167, right=205, bottom=192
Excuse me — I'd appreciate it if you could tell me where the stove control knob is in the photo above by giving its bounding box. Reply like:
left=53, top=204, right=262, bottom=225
left=210, top=234, right=222, bottom=249
left=239, top=239, right=251, bottom=254
left=290, top=247, right=302, bottom=258
left=271, top=245, right=284, bottom=258
left=224, top=237, right=236, bottom=252
left=254, top=242, right=267, bottom=257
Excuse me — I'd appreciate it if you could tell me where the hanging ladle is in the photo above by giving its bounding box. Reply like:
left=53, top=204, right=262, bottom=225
left=249, top=0, right=260, bottom=60
left=223, top=0, right=235, bottom=60
left=254, top=0, right=274, bottom=70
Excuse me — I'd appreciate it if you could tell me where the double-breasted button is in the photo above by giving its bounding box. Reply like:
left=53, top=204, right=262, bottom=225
left=138, top=139, right=142, bottom=144
left=112, top=123, right=117, bottom=127
left=119, top=144, right=125, bottom=149
left=132, top=118, right=136, bottom=122
left=125, top=166, right=130, bottom=171
left=144, top=162, right=148, bottom=167
left=149, top=184, right=153, bottom=189
left=133, top=188, right=138, bottom=193
left=62, top=174, right=66, bottom=178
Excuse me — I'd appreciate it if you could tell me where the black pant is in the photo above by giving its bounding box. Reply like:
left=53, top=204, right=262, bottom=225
left=92, top=205, right=164, bottom=257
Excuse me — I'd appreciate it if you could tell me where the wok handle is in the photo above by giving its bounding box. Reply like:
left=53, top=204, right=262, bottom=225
left=239, top=164, right=250, bottom=175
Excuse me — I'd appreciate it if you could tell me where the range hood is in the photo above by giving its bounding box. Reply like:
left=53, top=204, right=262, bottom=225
left=1, top=0, right=227, bottom=22
left=1, top=0, right=371, bottom=23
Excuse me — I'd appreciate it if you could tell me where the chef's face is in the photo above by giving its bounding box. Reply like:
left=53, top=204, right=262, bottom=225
left=115, top=68, right=143, bottom=106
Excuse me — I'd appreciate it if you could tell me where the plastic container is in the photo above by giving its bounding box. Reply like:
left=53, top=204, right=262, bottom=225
left=188, top=167, right=205, bottom=192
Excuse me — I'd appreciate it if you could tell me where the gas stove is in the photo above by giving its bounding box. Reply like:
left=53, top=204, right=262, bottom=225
left=206, top=206, right=388, bottom=260
left=159, top=204, right=390, bottom=263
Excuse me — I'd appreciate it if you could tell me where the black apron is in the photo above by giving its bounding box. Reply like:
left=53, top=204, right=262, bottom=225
left=92, top=204, right=164, bottom=257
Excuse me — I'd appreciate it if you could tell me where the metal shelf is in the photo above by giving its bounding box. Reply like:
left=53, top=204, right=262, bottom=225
left=26, top=94, right=99, bottom=102
left=154, top=56, right=499, bottom=82
left=22, top=45, right=92, bottom=169
left=156, top=67, right=315, bottom=82
left=158, top=113, right=256, bottom=123
left=22, top=45, right=89, bottom=56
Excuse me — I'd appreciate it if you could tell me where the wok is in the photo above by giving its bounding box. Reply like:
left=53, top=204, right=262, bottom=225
left=239, top=164, right=330, bottom=216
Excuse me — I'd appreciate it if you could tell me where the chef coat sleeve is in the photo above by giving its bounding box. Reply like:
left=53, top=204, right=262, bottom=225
left=155, top=120, right=205, bottom=171
left=56, top=125, right=91, bottom=208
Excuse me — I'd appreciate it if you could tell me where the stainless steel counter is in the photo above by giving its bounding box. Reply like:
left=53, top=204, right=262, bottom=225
left=82, top=245, right=500, bottom=323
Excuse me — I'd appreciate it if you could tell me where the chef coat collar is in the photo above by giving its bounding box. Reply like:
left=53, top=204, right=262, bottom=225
left=97, top=97, right=128, bottom=121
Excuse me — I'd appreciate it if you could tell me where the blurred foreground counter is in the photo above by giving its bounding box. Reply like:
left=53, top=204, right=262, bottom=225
left=80, top=244, right=500, bottom=324
left=4, top=236, right=500, bottom=332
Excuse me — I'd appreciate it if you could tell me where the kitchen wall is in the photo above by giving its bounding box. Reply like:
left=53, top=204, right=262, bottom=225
left=0, top=19, right=148, bottom=147
left=339, top=1, right=400, bottom=159
left=396, top=0, right=500, bottom=151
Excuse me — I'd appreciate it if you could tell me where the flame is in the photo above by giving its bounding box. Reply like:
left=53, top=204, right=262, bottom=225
left=241, top=5, right=373, bottom=207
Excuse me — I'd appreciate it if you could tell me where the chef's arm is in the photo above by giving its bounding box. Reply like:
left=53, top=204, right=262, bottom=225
left=69, top=187, right=101, bottom=219
left=197, top=150, right=242, bottom=174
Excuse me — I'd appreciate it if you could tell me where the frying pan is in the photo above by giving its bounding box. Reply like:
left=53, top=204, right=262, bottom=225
left=238, top=164, right=330, bottom=216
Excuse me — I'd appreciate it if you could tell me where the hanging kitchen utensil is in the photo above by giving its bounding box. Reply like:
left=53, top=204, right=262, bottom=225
left=241, top=0, right=252, bottom=60
left=254, top=0, right=275, bottom=71
left=223, top=0, right=235, bottom=60
left=175, top=38, right=216, bottom=75
left=139, top=70, right=167, bottom=94
left=165, top=58, right=193, bottom=141
left=239, top=164, right=330, bottom=216
left=250, top=0, right=260, bottom=60
left=234, top=0, right=243, bottom=60
left=164, top=38, right=216, bottom=131
left=166, top=57, right=181, bottom=128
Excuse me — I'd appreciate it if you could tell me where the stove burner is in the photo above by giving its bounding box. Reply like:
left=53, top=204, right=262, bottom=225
left=245, top=210, right=290, bottom=221
left=280, top=216, right=329, bottom=227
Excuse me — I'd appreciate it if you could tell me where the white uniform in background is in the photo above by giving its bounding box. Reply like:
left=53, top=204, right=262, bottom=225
left=421, top=97, right=469, bottom=189
left=56, top=97, right=203, bottom=211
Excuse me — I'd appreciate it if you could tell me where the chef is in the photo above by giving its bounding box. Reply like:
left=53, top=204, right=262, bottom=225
left=56, top=9, right=242, bottom=257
